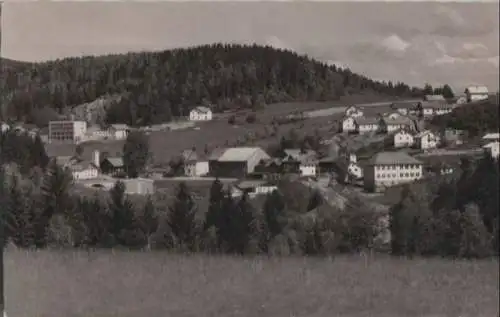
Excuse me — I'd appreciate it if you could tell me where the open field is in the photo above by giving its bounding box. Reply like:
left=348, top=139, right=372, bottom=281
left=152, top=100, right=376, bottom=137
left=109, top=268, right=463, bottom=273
left=5, top=250, right=499, bottom=317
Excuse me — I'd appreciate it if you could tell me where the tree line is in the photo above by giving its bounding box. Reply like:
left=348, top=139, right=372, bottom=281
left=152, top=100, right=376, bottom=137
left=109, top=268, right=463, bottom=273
left=1, top=44, right=425, bottom=127
left=1, top=129, right=498, bottom=258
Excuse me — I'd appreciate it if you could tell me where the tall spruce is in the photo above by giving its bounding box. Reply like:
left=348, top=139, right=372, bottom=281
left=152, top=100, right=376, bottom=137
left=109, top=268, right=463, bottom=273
left=122, top=131, right=150, bottom=178
left=167, top=182, right=198, bottom=251
left=109, top=181, right=137, bottom=246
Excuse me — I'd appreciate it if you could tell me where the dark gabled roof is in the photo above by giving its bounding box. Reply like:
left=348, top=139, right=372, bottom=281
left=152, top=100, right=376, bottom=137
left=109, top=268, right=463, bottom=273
left=365, top=151, right=422, bottom=166
left=390, top=101, right=420, bottom=109
left=103, top=157, right=124, bottom=167
left=354, top=117, right=380, bottom=125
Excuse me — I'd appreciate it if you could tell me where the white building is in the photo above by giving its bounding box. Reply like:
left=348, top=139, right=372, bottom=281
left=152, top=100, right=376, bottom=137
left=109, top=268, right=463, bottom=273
left=344, top=105, right=364, bottom=118
left=182, top=149, right=210, bottom=177
left=342, top=116, right=357, bottom=133
left=465, top=86, right=489, bottom=103
left=414, top=130, right=440, bottom=150
left=69, top=162, right=100, bottom=180
left=282, top=149, right=318, bottom=177
left=389, top=102, right=420, bottom=116
left=393, top=129, right=415, bottom=148
left=209, top=147, right=271, bottom=178
left=189, top=106, right=213, bottom=121
left=363, top=151, right=424, bottom=192
left=380, top=116, right=414, bottom=134
left=347, top=161, right=363, bottom=179
left=483, top=141, right=500, bottom=160
left=110, top=124, right=130, bottom=140
left=231, top=180, right=278, bottom=198
left=354, top=117, right=380, bottom=134
left=418, top=102, right=455, bottom=117
left=424, top=94, right=446, bottom=102
left=49, top=120, right=87, bottom=143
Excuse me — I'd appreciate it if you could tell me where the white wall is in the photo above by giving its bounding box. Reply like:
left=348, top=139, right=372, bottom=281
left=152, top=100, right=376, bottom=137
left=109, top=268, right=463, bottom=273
left=189, top=110, right=213, bottom=121
left=300, top=164, right=317, bottom=177
left=394, top=132, right=414, bottom=148
left=342, top=117, right=356, bottom=132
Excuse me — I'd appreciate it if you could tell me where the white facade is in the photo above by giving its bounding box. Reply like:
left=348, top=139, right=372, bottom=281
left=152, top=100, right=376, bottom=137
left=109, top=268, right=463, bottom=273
left=110, top=124, right=130, bottom=140
left=347, top=162, right=363, bottom=179
left=49, top=120, right=87, bottom=143
left=232, top=183, right=278, bottom=197
left=189, top=106, right=213, bottom=121
left=71, top=164, right=99, bottom=180
left=344, top=106, right=364, bottom=118
left=394, top=130, right=415, bottom=148
left=1, top=122, right=10, bottom=132
left=342, top=117, right=357, bottom=133
left=415, top=131, right=440, bottom=150
left=483, top=141, right=500, bottom=160
left=184, top=161, right=210, bottom=176
left=456, top=96, right=467, bottom=105
left=299, top=163, right=317, bottom=177
left=364, top=153, right=424, bottom=192
left=465, top=86, right=489, bottom=103
left=482, top=133, right=500, bottom=142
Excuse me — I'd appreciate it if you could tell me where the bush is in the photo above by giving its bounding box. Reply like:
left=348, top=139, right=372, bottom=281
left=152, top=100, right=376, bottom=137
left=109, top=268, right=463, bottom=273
left=245, top=113, right=257, bottom=124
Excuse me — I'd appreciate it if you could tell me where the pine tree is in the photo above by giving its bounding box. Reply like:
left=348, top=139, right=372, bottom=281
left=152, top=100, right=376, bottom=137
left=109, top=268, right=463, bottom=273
left=167, top=182, right=198, bottom=251
left=263, top=190, right=285, bottom=238
left=122, top=131, right=150, bottom=178
left=458, top=203, right=492, bottom=258
left=140, top=195, right=158, bottom=249
left=442, top=84, right=455, bottom=99
left=109, top=181, right=137, bottom=246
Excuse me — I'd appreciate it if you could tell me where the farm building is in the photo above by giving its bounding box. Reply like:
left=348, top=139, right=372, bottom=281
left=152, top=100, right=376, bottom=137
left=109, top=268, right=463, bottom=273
left=389, top=101, right=420, bottom=116
left=380, top=115, right=414, bottom=134
left=181, top=149, right=209, bottom=177
left=189, top=106, right=213, bottom=121
left=68, top=162, right=100, bottom=180
left=465, top=85, right=489, bottom=103
left=344, top=105, right=364, bottom=118
left=353, top=117, right=380, bottom=134
left=363, top=151, right=424, bottom=192
left=109, top=124, right=130, bottom=140
left=231, top=179, right=278, bottom=198
left=100, top=157, right=125, bottom=176
left=209, top=147, right=270, bottom=178
left=414, top=130, right=440, bottom=150
left=281, top=149, right=318, bottom=177
left=418, top=102, right=455, bottom=117
left=393, top=129, right=415, bottom=148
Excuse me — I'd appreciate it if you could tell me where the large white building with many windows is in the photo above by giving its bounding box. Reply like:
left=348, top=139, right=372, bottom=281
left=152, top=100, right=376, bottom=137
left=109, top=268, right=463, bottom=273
left=49, top=120, right=87, bottom=143
left=363, top=151, right=424, bottom=192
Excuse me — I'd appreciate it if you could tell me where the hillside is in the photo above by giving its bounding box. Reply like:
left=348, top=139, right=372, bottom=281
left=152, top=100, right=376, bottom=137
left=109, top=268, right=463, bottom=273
left=430, top=96, right=499, bottom=137
left=0, top=43, right=423, bottom=126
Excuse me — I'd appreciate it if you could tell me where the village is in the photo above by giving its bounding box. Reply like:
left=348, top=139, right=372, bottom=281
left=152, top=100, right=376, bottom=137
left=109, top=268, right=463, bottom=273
left=0, top=85, right=498, bottom=204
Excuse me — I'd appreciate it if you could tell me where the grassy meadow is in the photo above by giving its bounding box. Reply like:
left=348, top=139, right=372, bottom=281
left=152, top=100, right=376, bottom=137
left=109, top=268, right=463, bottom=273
left=4, top=249, right=499, bottom=317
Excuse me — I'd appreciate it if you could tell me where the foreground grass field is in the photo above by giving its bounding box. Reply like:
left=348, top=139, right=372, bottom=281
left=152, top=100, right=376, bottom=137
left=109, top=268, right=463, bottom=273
left=5, top=250, right=499, bottom=317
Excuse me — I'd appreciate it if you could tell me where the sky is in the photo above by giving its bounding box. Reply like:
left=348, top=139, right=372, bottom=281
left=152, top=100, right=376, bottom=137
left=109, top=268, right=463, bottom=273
left=1, top=1, right=499, bottom=92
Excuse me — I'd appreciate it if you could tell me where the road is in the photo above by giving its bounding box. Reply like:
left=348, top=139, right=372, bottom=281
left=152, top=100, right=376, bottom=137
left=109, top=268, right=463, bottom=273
left=305, top=99, right=421, bottom=118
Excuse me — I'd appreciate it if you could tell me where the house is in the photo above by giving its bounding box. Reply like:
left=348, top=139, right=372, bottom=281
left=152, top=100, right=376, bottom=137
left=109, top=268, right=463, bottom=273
left=68, top=162, right=100, bottom=180
left=344, top=105, right=364, bottom=118
left=189, top=106, right=213, bottom=121
left=100, top=157, right=125, bottom=176
left=418, top=101, right=454, bottom=117
left=281, top=149, right=318, bottom=177
left=483, top=141, right=499, bottom=160
left=363, top=151, right=424, bottom=192
left=231, top=179, right=278, bottom=198
left=393, top=129, right=415, bottom=148
left=465, top=85, right=489, bottom=103
left=209, top=147, right=271, bottom=178
left=414, top=130, right=440, bottom=150
left=48, top=120, right=87, bottom=143
left=354, top=117, right=380, bottom=134
left=252, top=159, right=283, bottom=181
left=109, top=124, right=130, bottom=140
left=181, top=149, right=209, bottom=177
left=423, top=94, right=446, bottom=102
left=341, top=116, right=357, bottom=133
left=122, top=178, right=155, bottom=195
left=421, top=155, right=462, bottom=176
left=379, top=115, right=414, bottom=134
left=390, top=102, right=420, bottom=116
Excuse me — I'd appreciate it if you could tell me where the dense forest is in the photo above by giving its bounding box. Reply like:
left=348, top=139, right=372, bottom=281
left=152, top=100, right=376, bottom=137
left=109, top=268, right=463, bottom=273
left=1, top=43, right=424, bottom=126
left=1, top=129, right=498, bottom=258
left=430, top=96, right=499, bottom=137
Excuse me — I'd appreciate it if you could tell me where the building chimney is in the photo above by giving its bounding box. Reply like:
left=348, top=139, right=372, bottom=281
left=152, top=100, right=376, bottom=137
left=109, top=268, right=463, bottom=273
left=93, top=150, right=100, bottom=167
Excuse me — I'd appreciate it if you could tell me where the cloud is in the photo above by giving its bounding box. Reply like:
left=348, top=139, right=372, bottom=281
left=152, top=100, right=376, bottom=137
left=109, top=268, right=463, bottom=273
left=381, top=35, right=410, bottom=52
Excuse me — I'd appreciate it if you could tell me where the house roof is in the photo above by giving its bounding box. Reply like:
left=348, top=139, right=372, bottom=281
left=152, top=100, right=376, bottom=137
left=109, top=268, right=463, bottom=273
left=68, top=162, right=98, bottom=172
left=354, top=117, right=379, bottom=125
left=390, top=101, right=420, bottom=110
left=414, top=130, right=438, bottom=138
left=424, top=95, right=445, bottom=101
left=191, top=106, right=212, bottom=114
left=216, top=147, right=270, bottom=162
left=465, top=86, right=489, bottom=95
left=104, top=157, right=124, bottom=167
left=482, top=133, right=500, bottom=140
left=282, top=149, right=318, bottom=164
left=110, top=124, right=129, bottom=130
left=483, top=141, right=499, bottom=149
left=365, top=151, right=422, bottom=166
left=181, top=149, right=199, bottom=162
left=382, top=116, right=413, bottom=126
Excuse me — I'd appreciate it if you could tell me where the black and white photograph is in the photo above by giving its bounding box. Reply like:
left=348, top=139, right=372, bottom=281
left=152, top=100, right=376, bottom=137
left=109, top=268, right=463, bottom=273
left=0, top=1, right=499, bottom=316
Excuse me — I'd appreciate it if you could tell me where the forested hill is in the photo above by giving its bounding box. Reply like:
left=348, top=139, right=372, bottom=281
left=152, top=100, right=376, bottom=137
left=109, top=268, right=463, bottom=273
left=1, top=43, right=423, bottom=126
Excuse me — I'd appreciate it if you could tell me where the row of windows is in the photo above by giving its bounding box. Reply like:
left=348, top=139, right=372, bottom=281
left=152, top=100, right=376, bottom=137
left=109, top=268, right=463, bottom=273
left=375, top=164, right=420, bottom=170
left=376, top=172, right=421, bottom=179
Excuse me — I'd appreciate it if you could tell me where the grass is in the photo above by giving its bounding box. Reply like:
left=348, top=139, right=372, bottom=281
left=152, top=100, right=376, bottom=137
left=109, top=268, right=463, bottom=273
left=4, top=250, right=499, bottom=317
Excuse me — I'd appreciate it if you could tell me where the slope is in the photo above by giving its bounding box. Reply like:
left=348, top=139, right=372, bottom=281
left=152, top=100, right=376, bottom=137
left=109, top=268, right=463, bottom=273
left=0, top=43, right=423, bottom=126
